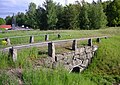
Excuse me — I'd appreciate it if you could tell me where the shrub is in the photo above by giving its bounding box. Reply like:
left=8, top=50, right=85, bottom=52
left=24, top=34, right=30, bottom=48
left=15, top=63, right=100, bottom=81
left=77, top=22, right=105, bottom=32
left=1, top=40, right=7, bottom=46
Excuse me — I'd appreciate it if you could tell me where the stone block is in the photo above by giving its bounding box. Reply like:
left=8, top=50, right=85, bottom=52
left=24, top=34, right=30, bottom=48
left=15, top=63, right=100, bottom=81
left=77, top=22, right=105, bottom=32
left=45, top=34, right=49, bottom=41
left=58, top=34, right=61, bottom=38
left=87, top=52, right=93, bottom=59
left=88, top=38, right=92, bottom=46
left=9, top=47, right=17, bottom=62
left=79, top=47, right=85, bottom=53
left=74, top=54, right=80, bottom=59
left=92, top=45, right=98, bottom=52
left=85, top=48, right=92, bottom=53
left=56, top=54, right=64, bottom=61
left=29, top=36, right=34, bottom=43
left=72, top=40, right=77, bottom=51
left=73, top=59, right=82, bottom=65
left=81, top=59, right=89, bottom=67
left=96, top=38, right=100, bottom=43
left=48, top=42, right=55, bottom=61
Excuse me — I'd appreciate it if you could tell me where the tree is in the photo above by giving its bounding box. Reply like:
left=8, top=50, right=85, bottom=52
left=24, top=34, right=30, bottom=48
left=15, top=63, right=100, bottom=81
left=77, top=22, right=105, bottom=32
left=26, top=2, right=37, bottom=29
left=5, top=16, right=12, bottom=25
left=0, top=18, right=6, bottom=25
left=56, top=3, right=64, bottom=29
left=61, top=4, right=81, bottom=29
left=89, top=1, right=107, bottom=29
left=16, top=12, right=26, bottom=26
left=106, top=0, right=120, bottom=26
left=79, top=2, right=90, bottom=29
left=44, top=0, right=58, bottom=30
left=36, top=6, right=47, bottom=30
left=69, top=3, right=81, bottom=29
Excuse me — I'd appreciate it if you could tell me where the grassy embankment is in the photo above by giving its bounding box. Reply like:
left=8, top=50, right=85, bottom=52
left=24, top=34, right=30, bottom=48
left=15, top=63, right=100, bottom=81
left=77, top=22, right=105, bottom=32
left=0, top=27, right=120, bottom=85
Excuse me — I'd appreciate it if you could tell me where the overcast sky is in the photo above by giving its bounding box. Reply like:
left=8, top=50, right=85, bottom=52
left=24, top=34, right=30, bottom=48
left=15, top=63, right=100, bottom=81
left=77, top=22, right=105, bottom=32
left=0, top=0, right=108, bottom=18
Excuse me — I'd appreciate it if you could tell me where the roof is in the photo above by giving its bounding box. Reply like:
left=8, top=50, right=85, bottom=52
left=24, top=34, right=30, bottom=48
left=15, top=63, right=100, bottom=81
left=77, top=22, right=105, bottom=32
left=0, top=25, right=11, bottom=29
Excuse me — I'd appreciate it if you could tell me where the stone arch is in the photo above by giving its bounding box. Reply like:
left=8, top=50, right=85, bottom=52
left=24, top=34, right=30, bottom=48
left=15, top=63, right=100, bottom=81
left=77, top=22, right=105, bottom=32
left=71, top=66, right=80, bottom=73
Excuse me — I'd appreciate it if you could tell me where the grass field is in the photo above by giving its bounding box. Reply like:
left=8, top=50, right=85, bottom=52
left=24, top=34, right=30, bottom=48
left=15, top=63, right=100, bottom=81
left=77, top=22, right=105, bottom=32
left=0, top=27, right=120, bottom=85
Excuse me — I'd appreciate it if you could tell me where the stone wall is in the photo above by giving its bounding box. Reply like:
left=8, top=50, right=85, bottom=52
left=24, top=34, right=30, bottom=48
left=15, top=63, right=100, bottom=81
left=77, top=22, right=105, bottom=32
left=40, top=45, right=98, bottom=73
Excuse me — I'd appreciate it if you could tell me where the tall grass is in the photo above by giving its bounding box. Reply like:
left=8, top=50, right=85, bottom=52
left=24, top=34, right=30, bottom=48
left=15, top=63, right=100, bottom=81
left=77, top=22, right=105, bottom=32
left=83, top=36, right=120, bottom=84
left=22, top=69, right=96, bottom=85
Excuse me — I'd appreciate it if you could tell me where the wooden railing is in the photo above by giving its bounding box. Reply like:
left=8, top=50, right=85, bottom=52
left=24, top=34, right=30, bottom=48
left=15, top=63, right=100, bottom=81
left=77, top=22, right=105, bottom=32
left=0, top=34, right=65, bottom=45
left=0, top=36, right=108, bottom=62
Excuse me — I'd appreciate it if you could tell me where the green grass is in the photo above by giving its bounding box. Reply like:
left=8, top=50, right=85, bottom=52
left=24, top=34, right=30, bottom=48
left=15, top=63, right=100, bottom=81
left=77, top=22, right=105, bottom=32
left=0, top=27, right=120, bottom=85
left=82, top=36, right=120, bottom=84
left=0, top=27, right=118, bottom=48
left=22, top=69, right=96, bottom=85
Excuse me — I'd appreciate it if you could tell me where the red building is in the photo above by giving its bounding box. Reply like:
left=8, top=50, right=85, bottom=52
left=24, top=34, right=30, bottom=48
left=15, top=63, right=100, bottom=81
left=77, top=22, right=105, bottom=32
left=0, top=25, right=11, bottom=30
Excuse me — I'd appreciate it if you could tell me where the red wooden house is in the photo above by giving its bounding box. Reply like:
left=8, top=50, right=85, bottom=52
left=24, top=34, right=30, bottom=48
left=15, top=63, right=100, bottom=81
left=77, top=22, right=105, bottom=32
left=0, top=25, right=11, bottom=30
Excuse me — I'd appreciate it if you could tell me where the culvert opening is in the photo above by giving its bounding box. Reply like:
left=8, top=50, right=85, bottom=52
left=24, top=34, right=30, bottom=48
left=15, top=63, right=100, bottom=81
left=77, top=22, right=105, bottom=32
left=71, top=67, right=80, bottom=73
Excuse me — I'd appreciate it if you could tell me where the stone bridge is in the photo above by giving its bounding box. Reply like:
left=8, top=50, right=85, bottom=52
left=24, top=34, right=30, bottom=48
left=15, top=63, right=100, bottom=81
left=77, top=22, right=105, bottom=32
left=1, top=36, right=106, bottom=72
left=38, top=45, right=98, bottom=73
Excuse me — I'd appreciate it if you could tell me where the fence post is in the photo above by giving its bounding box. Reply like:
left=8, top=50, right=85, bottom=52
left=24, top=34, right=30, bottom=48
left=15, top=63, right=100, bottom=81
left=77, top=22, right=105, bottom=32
left=29, top=36, right=34, bottom=43
left=58, top=34, right=61, bottom=39
left=45, top=34, right=49, bottom=41
left=5, top=38, right=11, bottom=45
left=48, top=42, right=55, bottom=61
left=72, top=39, right=77, bottom=51
left=9, top=47, right=17, bottom=62
left=88, top=38, right=92, bottom=46
left=96, top=38, right=100, bottom=43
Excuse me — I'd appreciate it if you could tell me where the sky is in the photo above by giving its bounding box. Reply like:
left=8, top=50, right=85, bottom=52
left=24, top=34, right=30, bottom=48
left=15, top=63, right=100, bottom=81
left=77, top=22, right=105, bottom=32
left=0, top=0, right=108, bottom=18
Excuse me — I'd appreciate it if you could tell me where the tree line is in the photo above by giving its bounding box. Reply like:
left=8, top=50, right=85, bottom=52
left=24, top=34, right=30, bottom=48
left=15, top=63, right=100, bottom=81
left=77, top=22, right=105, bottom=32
left=4, top=0, right=120, bottom=30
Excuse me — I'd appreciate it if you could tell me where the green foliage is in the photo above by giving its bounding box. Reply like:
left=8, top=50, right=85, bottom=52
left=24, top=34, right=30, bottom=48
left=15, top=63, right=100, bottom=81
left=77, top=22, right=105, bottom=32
left=89, top=1, right=107, bottom=29
left=22, top=69, right=96, bottom=85
left=0, top=18, right=6, bottom=25
left=4, top=0, right=111, bottom=30
left=26, top=2, right=37, bottom=29
left=61, top=4, right=81, bottom=29
left=83, top=36, right=120, bottom=84
left=79, top=1, right=107, bottom=29
left=0, top=72, right=18, bottom=85
left=5, top=16, right=12, bottom=25
left=36, top=6, right=47, bottom=30
left=44, top=0, right=58, bottom=29
left=106, top=0, right=120, bottom=26
left=79, top=3, right=90, bottom=29
left=16, top=12, right=26, bottom=26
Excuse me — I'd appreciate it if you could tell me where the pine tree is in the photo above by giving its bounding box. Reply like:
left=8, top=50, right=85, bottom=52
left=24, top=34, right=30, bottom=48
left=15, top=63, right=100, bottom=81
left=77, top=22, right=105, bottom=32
left=79, top=3, right=90, bottom=29
left=36, top=6, right=47, bottom=30
left=89, top=0, right=107, bottom=29
left=106, top=0, right=120, bottom=26
left=44, top=0, right=58, bottom=30
left=26, top=2, right=37, bottom=29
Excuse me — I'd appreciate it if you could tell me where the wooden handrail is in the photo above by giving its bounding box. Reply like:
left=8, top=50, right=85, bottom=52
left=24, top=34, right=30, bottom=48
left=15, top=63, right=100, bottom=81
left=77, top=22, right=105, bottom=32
left=0, top=36, right=108, bottom=51
left=0, top=34, right=71, bottom=40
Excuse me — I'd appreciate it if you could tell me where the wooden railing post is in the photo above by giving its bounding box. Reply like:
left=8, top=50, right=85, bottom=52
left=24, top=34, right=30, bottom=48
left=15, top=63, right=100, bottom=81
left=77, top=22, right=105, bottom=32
left=45, top=34, right=49, bottom=41
left=48, top=42, right=55, bottom=59
left=88, top=38, right=92, bottom=46
left=58, top=34, right=61, bottom=39
left=96, top=38, right=100, bottom=43
left=29, top=36, right=34, bottom=43
left=5, top=38, right=11, bottom=45
left=9, top=47, right=17, bottom=62
left=72, top=39, right=77, bottom=51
